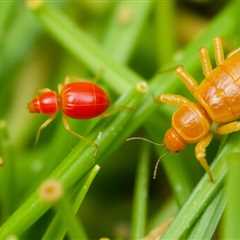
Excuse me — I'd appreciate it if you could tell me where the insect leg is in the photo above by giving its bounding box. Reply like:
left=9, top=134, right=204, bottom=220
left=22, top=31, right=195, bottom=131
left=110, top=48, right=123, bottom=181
left=213, top=37, right=224, bottom=65
left=58, top=84, right=63, bottom=94
left=38, top=88, right=52, bottom=94
left=176, top=66, right=198, bottom=96
left=199, top=48, right=212, bottom=77
left=62, top=116, right=98, bottom=155
left=227, top=48, right=240, bottom=58
left=195, top=133, right=214, bottom=182
left=35, top=115, right=56, bottom=145
left=156, top=94, right=191, bottom=106
left=216, top=121, right=240, bottom=135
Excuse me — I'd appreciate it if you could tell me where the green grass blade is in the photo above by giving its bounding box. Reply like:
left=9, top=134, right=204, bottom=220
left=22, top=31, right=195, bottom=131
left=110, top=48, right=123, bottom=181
left=0, top=1, right=15, bottom=40
left=55, top=196, right=87, bottom=240
left=155, top=0, right=176, bottom=66
left=0, top=121, right=16, bottom=220
left=131, top=143, right=150, bottom=240
left=103, top=0, right=153, bottom=63
left=224, top=153, right=240, bottom=239
left=188, top=188, right=225, bottom=240
left=43, top=165, right=100, bottom=240
left=161, top=133, right=240, bottom=239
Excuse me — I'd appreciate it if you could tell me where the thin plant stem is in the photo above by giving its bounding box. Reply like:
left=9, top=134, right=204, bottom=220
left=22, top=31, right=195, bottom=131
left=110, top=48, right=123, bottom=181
left=131, top=143, right=150, bottom=240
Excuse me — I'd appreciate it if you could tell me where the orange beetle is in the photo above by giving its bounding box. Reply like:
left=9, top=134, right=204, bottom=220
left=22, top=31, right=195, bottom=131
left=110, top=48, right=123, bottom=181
left=156, top=37, right=240, bottom=182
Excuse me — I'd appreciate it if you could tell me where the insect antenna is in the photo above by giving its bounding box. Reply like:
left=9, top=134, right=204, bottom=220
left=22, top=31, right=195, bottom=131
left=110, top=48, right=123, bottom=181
left=126, top=136, right=163, bottom=147
left=153, top=151, right=169, bottom=180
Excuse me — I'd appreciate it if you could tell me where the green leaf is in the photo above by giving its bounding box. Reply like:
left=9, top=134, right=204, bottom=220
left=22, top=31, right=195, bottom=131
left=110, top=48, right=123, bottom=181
left=224, top=153, right=240, bottom=239
left=188, top=188, right=225, bottom=240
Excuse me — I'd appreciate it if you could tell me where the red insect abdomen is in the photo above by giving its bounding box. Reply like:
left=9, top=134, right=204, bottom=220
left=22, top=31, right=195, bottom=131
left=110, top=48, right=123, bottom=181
left=60, top=82, right=109, bottom=119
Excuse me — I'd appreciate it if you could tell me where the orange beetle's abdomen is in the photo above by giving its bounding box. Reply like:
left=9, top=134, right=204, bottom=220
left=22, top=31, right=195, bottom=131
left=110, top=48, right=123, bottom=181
left=197, top=52, right=240, bottom=123
left=172, top=104, right=210, bottom=143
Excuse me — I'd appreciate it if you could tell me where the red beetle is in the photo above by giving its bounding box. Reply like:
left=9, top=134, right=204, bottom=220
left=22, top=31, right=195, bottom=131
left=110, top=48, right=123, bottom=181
left=28, top=78, right=110, bottom=147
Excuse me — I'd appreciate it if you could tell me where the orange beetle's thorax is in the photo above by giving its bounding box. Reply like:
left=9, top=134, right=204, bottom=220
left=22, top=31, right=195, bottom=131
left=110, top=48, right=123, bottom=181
left=171, top=103, right=211, bottom=144
left=197, top=51, right=240, bottom=123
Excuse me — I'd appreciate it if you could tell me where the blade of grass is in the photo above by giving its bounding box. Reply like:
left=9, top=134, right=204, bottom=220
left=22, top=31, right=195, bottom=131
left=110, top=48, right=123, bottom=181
left=55, top=196, right=87, bottom=240
left=131, top=143, right=150, bottom=240
left=43, top=165, right=100, bottom=240
left=224, top=153, right=240, bottom=239
left=155, top=0, right=176, bottom=66
left=0, top=1, right=16, bottom=40
left=0, top=121, right=16, bottom=221
left=188, top=188, right=225, bottom=240
left=161, top=133, right=240, bottom=240
left=103, top=0, right=153, bottom=63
